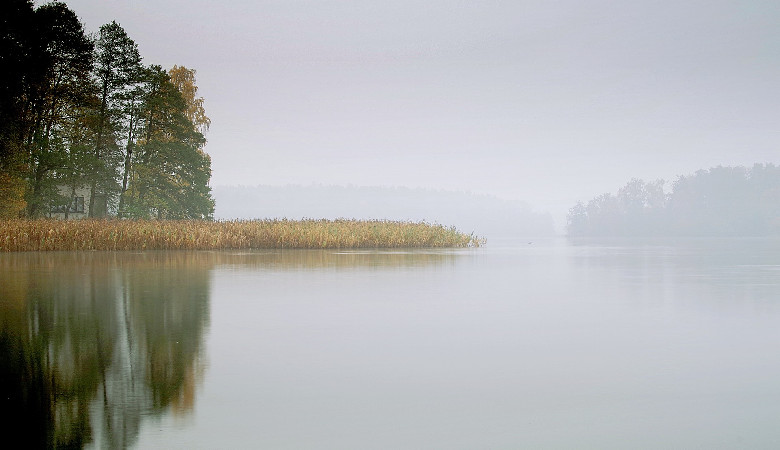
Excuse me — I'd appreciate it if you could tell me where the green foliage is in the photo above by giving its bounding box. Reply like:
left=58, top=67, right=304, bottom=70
left=87, top=20, right=143, bottom=216
left=0, top=1, right=39, bottom=165
left=0, top=3, right=214, bottom=220
left=0, top=1, right=94, bottom=217
left=121, top=66, right=214, bottom=219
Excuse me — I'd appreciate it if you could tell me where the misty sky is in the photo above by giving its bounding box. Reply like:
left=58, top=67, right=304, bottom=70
left=59, top=0, right=779, bottom=220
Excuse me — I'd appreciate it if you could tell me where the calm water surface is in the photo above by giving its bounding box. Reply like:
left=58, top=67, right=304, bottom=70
left=2, top=238, right=780, bottom=449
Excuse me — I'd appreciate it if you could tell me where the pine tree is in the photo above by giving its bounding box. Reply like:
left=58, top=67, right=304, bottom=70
left=88, top=21, right=142, bottom=217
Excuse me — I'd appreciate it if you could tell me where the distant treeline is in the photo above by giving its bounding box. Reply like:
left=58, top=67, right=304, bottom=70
left=214, top=185, right=555, bottom=238
left=567, top=164, right=780, bottom=236
left=0, top=1, right=213, bottom=219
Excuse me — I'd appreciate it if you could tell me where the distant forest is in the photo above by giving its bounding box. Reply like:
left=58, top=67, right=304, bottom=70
left=568, top=164, right=780, bottom=236
left=0, top=0, right=213, bottom=219
left=214, top=185, right=555, bottom=238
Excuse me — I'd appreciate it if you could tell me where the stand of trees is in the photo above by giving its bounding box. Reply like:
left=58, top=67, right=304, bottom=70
left=567, top=164, right=780, bottom=237
left=0, top=0, right=214, bottom=219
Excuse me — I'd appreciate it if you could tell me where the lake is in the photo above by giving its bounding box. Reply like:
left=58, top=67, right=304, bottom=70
left=3, top=238, right=780, bottom=449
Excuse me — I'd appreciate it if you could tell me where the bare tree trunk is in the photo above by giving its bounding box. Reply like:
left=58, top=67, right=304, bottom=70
left=118, top=107, right=136, bottom=218
left=88, top=181, right=97, bottom=218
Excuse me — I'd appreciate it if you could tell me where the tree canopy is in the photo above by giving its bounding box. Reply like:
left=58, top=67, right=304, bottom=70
left=0, top=1, right=214, bottom=219
left=567, top=164, right=780, bottom=237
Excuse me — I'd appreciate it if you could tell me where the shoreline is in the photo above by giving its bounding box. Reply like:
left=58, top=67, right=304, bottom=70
left=0, top=218, right=484, bottom=252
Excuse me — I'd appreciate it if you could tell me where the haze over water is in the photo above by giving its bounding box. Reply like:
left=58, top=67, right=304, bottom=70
left=5, top=1, right=779, bottom=447
left=62, top=0, right=780, bottom=220
left=4, top=238, right=780, bottom=448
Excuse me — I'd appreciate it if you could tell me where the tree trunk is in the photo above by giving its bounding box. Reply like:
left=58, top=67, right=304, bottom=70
left=27, top=167, right=45, bottom=218
left=117, top=149, right=131, bottom=218
left=88, top=181, right=97, bottom=218
left=118, top=107, right=136, bottom=218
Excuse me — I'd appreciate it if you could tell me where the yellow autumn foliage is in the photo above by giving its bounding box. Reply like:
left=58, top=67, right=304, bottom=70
left=0, top=173, right=27, bottom=219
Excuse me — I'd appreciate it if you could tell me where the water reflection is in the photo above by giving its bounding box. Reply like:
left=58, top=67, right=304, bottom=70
left=0, top=252, right=212, bottom=449
left=212, top=248, right=462, bottom=270
left=0, top=249, right=460, bottom=448
left=567, top=237, right=780, bottom=306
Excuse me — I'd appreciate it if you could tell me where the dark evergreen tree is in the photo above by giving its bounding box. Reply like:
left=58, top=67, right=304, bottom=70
left=25, top=2, right=94, bottom=217
left=0, top=1, right=93, bottom=217
left=88, top=21, right=142, bottom=217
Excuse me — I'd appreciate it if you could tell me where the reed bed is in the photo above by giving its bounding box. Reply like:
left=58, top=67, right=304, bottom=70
left=0, top=219, right=484, bottom=252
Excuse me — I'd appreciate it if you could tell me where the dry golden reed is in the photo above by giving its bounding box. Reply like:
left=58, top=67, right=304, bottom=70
left=0, top=219, right=484, bottom=252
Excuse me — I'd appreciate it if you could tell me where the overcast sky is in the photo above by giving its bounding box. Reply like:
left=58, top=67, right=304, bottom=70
left=59, top=0, right=779, bottom=221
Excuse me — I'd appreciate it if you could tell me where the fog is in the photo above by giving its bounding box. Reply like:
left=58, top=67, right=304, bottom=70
left=568, top=164, right=780, bottom=237
left=9, top=4, right=780, bottom=446
left=59, top=0, right=779, bottom=229
left=213, top=185, right=554, bottom=238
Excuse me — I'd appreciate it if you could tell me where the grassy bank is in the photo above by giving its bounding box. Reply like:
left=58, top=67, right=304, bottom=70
left=0, top=219, right=484, bottom=252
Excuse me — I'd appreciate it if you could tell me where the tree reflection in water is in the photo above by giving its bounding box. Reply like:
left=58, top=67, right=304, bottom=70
left=0, top=248, right=461, bottom=447
left=0, top=252, right=211, bottom=448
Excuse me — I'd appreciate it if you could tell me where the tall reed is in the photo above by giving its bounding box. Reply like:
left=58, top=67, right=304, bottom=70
left=0, top=219, right=484, bottom=252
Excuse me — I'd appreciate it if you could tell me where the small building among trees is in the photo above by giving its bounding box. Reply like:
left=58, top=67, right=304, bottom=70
left=48, top=186, right=108, bottom=219
left=0, top=3, right=214, bottom=220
